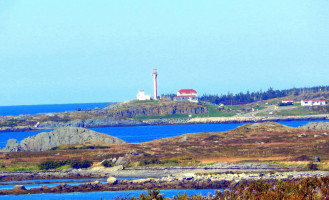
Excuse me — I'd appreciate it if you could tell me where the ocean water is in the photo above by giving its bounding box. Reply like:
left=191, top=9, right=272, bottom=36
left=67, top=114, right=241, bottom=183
left=0, top=102, right=111, bottom=116
left=1, top=119, right=328, bottom=148
left=0, top=189, right=219, bottom=200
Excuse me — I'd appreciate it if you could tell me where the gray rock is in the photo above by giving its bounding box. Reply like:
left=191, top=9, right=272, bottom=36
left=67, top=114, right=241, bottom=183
left=106, top=176, right=117, bottom=184
left=108, top=165, right=124, bottom=171
left=115, top=157, right=129, bottom=165
left=13, top=185, right=27, bottom=191
left=2, top=139, right=21, bottom=152
left=301, top=122, right=329, bottom=130
left=0, top=127, right=126, bottom=152
left=180, top=136, right=188, bottom=142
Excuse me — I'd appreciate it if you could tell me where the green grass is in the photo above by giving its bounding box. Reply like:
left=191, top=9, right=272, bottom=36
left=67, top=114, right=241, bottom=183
left=196, top=105, right=236, bottom=118
left=0, top=166, right=38, bottom=172
left=133, top=104, right=236, bottom=120
left=225, top=105, right=243, bottom=110
left=273, top=107, right=320, bottom=116
left=133, top=114, right=189, bottom=120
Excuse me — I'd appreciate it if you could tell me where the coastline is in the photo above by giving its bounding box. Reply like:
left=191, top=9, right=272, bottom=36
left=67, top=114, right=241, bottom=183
left=1, top=114, right=328, bottom=133
left=1, top=164, right=328, bottom=195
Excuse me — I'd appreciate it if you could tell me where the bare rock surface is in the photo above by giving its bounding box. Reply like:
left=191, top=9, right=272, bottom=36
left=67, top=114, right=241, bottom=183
left=301, top=122, right=329, bottom=130
left=0, top=127, right=126, bottom=152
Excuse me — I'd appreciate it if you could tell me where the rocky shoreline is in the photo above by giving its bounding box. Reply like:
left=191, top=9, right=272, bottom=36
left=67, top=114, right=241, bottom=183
left=1, top=114, right=329, bottom=133
left=1, top=163, right=328, bottom=195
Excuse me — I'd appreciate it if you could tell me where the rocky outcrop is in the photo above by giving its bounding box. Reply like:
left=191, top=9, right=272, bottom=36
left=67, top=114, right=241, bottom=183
left=103, top=101, right=207, bottom=118
left=301, top=122, right=329, bottom=130
left=37, top=117, right=146, bottom=129
left=1, top=139, right=22, bottom=152
left=0, top=127, right=126, bottom=152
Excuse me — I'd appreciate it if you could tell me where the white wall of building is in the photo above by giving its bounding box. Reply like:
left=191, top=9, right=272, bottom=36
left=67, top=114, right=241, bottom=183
left=301, top=100, right=327, bottom=106
left=137, top=90, right=151, bottom=101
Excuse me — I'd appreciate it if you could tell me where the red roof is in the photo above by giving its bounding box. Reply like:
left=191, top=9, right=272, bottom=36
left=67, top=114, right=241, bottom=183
left=178, top=89, right=197, bottom=94
left=175, top=95, right=197, bottom=98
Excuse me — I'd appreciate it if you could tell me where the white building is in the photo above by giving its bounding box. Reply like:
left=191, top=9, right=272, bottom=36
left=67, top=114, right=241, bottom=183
left=137, top=90, right=151, bottom=101
left=282, top=99, right=294, bottom=104
left=301, top=99, right=327, bottom=106
left=174, top=89, right=198, bottom=103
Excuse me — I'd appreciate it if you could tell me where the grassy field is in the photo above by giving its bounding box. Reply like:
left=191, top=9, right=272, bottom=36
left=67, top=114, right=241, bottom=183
left=195, top=105, right=236, bottom=118
left=133, top=114, right=189, bottom=120
left=273, top=107, right=319, bottom=116
left=133, top=104, right=236, bottom=120
left=1, top=122, right=329, bottom=171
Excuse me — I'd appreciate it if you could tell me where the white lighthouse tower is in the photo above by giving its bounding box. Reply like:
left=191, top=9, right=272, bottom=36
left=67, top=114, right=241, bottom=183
left=152, top=68, right=158, bottom=100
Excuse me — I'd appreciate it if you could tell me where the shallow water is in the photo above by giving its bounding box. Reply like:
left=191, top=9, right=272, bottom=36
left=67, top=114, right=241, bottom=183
left=0, top=177, right=140, bottom=190
left=0, top=189, right=219, bottom=200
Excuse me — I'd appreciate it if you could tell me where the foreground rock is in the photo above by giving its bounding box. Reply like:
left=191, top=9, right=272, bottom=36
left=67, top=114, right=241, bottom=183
left=301, top=122, right=329, bottom=130
left=0, top=127, right=126, bottom=152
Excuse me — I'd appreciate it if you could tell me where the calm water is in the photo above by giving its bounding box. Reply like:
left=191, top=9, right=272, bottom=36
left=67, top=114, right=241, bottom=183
left=0, top=178, right=140, bottom=190
left=0, top=189, right=218, bottom=200
left=0, top=102, right=111, bottom=116
left=1, top=120, right=329, bottom=148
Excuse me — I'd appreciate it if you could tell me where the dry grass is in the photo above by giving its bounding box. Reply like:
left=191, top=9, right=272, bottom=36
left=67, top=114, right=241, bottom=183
left=1, top=122, right=329, bottom=169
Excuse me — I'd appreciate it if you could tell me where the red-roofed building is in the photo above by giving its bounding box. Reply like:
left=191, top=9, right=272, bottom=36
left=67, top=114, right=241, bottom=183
left=174, top=89, right=198, bottom=103
left=301, top=99, right=327, bottom=106
left=282, top=99, right=294, bottom=104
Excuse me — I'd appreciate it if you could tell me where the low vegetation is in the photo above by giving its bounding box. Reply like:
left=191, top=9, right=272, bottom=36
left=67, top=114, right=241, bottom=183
left=116, top=177, right=329, bottom=199
left=101, top=160, right=115, bottom=167
left=38, top=160, right=93, bottom=170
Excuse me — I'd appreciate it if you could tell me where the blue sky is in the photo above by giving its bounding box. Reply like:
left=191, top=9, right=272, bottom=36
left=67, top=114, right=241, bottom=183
left=0, top=0, right=329, bottom=106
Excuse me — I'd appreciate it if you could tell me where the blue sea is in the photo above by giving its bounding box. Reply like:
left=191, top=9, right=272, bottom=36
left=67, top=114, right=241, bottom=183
left=0, top=102, right=111, bottom=116
left=0, top=189, right=219, bottom=200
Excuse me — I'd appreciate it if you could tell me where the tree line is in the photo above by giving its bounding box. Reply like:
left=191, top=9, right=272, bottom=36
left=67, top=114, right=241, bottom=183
left=200, top=86, right=329, bottom=105
left=161, top=86, right=329, bottom=105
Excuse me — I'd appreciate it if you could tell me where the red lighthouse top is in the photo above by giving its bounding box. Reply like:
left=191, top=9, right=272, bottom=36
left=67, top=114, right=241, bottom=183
left=152, top=68, right=157, bottom=75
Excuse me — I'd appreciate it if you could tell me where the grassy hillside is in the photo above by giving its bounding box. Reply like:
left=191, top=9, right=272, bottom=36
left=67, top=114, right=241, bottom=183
left=1, top=122, right=329, bottom=171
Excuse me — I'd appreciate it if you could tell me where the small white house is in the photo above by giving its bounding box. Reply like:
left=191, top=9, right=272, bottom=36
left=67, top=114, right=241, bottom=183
left=301, top=99, right=327, bottom=106
left=282, top=99, right=294, bottom=104
left=174, top=89, right=198, bottom=103
left=137, top=90, right=151, bottom=101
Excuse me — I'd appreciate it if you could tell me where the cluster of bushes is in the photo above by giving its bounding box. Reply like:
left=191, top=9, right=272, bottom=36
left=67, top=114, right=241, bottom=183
left=68, top=145, right=108, bottom=150
left=51, top=145, right=108, bottom=150
left=307, top=162, right=319, bottom=170
left=278, top=102, right=294, bottom=106
left=101, top=160, right=115, bottom=167
left=138, top=158, right=179, bottom=166
left=39, top=160, right=93, bottom=170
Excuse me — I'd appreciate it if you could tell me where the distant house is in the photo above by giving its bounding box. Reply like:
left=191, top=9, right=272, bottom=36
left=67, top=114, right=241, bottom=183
left=301, top=99, right=327, bottom=106
left=174, top=89, right=198, bottom=103
left=137, top=90, right=151, bottom=101
left=282, top=99, right=294, bottom=104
